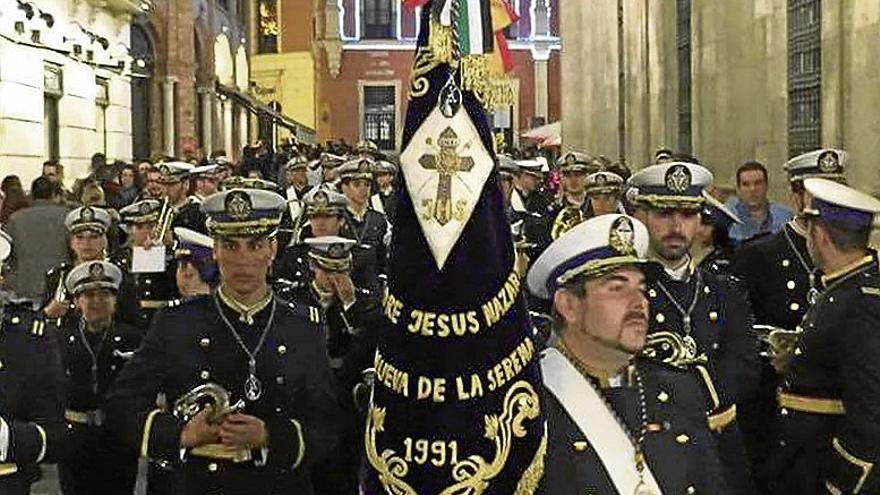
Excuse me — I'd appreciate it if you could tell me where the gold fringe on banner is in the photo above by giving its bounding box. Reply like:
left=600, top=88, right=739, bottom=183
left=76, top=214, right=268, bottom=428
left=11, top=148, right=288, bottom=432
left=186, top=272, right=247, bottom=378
left=461, top=55, right=516, bottom=109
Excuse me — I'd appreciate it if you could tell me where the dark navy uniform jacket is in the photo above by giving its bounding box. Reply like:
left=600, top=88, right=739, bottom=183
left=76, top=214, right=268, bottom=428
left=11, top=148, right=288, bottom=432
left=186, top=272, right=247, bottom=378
left=341, top=209, right=388, bottom=291
left=770, top=254, right=880, bottom=495
left=104, top=294, right=343, bottom=495
left=0, top=297, right=65, bottom=495
left=542, top=354, right=728, bottom=494
left=112, top=247, right=179, bottom=332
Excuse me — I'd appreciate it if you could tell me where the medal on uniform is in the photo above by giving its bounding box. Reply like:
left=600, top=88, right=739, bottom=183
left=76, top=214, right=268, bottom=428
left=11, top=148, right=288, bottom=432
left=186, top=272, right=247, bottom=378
left=244, top=358, right=263, bottom=402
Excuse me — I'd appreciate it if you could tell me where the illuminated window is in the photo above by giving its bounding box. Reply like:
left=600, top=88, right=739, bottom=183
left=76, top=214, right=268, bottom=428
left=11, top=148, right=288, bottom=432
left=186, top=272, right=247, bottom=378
left=258, top=0, right=279, bottom=54
left=363, top=0, right=394, bottom=39
left=362, top=86, right=396, bottom=150
left=96, top=78, right=109, bottom=155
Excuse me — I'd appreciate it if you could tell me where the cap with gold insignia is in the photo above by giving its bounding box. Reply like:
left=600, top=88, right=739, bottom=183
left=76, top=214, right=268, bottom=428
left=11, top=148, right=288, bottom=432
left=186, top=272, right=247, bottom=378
left=65, top=206, right=112, bottom=235
left=801, top=178, right=880, bottom=228
left=189, top=164, right=220, bottom=179
left=355, top=140, right=384, bottom=159
left=65, top=260, right=122, bottom=295
left=556, top=151, right=595, bottom=174
left=285, top=155, right=310, bottom=171
left=516, top=158, right=545, bottom=178
left=305, top=236, right=356, bottom=272
left=373, top=160, right=398, bottom=176
left=498, top=155, right=519, bottom=180
left=338, top=158, right=374, bottom=182
left=219, top=176, right=281, bottom=193
left=202, top=189, right=286, bottom=238
left=628, top=162, right=714, bottom=211
left=303, top=188, right=348, bottom=217
left=784, top=148, right=847, bottom=184
left=318, top=152, right=347, bottom=169
left=585, top=171, right=625, bottom=196
left=0, top=230, right=11, bottom=262
left=155, top=161, right=195, bottom=184
left=119, top=199, right=162, bottom=225
left=527, top=213, right=651, bottom=299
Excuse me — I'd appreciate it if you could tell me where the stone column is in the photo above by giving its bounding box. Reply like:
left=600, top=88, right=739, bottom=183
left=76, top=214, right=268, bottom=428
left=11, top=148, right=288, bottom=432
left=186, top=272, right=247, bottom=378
left=163, top=76, right=177, bottom=157
left=239, top=108, right=249, bottom=149
left=199, top=88, right=214, bottom=156
left=534, top=60, right=548, bottom=121
left=224, top=99, right=234, bottom=156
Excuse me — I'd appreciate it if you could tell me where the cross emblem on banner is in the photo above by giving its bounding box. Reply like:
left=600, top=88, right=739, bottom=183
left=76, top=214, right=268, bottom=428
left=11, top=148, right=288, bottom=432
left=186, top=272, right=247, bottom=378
left=418, top=127, right=475, bottom=225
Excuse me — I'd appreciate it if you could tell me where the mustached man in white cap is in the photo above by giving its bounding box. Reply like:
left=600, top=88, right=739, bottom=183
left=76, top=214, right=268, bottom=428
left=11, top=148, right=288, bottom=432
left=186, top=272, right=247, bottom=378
left=767, top=179, right=880, bottom=494
left=104, top=188, right=342, bottom=495
left=0, top=231, right=67, bottom=495
left=628, top=160, right=761, bottom=494
left=55, top=260, right=143, bottom=493
left=528, top=214, right=727, bottom=494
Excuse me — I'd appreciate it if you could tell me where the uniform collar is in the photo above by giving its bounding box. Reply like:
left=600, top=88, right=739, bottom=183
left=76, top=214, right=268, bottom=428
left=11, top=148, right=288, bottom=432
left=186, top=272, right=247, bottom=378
left=556, top=340, right=627, bottom=389
left=788, top=218, right=808, bottom=238
left=820, top=254, right=875, bottom=288
left=217, top=285, right=273, bottom=324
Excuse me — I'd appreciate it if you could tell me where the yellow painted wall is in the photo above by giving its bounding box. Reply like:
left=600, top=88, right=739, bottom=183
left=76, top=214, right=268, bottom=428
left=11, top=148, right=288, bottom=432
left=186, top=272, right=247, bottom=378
left=251, top=51, right=316, bottom=130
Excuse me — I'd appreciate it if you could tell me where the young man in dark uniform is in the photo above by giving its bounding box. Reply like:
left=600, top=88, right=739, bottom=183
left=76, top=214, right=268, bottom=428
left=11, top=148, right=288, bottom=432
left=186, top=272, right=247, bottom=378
left=56, top=260, right=142, bottom=494
left=528, top=214, right=728, bottom=494
left=105, top=188, right=342, bottom=495
left=628, top=161, right=761, bottom=494
left=769, top=178, right=880, bottom=494
left=337, top=158, right=390, bottom=291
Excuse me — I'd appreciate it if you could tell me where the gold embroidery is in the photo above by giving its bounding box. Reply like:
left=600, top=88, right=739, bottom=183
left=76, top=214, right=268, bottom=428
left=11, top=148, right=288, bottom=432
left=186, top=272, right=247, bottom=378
left=642, top=331, right=708, bottom=369
left=364, top=407, right=418, bottom=495
left=514, top=425, right=547, bottom=495
left=833, top=437, right=874, bottom=493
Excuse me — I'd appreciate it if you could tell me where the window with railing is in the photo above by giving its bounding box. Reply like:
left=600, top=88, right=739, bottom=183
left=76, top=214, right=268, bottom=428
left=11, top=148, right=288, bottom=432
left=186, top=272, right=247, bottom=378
left=677, top=0, right=692, bottom=155
left=788, top=0, right=822, bottom=157
left=44, top=64, right=62, bottom=162
left=362, top=86, right=396, bottom=150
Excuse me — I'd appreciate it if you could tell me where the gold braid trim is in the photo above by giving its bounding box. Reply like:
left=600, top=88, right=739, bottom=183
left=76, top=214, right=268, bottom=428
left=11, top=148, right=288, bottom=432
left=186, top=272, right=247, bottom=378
left=428, top=21, right=456, bottom=67
left=513, top=424, right=547, bottom=495
left=438, top=381, right=541, bottom=495
left=461, top=56, right=515, bottom=109
left=364, top=381, right=543, bottom=495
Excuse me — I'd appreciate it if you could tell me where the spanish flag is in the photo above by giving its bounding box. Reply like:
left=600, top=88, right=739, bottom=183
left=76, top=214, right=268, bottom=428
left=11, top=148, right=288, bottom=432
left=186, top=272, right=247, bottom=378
left=362, top=1, right=545, bottom=494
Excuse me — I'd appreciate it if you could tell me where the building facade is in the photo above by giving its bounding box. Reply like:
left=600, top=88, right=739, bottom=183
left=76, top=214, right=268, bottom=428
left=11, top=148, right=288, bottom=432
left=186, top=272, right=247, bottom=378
left=252, top=0, right=561, bottom=154
left=561, top=0, right=880, bottom=197
left=0, top=0, right=148, bottom=183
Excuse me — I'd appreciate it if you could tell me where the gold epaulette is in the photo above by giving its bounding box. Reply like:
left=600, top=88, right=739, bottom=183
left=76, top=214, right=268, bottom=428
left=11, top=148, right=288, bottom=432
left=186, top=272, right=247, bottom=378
left=0, top=463, right=18, bottom=477
left=30, top=319, right=45, bottom=336
left=309, top=306, right=321, bottom=325
left=778, top=391, right=845, bottom=415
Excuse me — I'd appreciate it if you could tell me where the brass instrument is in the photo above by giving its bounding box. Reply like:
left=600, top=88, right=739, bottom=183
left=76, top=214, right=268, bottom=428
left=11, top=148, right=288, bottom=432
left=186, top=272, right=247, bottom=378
left=550, top=205, right=585, bottom=240
left=152, top=197, right=175, bottom=244
left=53, top=271, right=68, bottom=303
left=173, top=383, right=244, bottom=424
left=754, top=324, right=802, bottom=359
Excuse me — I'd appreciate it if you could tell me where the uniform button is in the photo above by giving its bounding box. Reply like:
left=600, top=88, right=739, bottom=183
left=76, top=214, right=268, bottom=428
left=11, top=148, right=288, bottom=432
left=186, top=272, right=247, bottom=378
left=712, top=343, right=720, bottom=350
left=655, top=313, right=665, bottom=324
left=789, top=303, right=800, bottom=311
left=276, top=376, right=285, bottom=385
left=207, top=462, right=218, bottom=472
left=572, top=441, right=588, bottom=452
left=295, top=272, right=302, bottom=277
left=110, top=364, right=117, bottom=371
left=787, top=280, right=796, bottom=290
left=657, top=391, right=669, bottom=403
left=687, top=487, right=696, bottom=494
left=144, top=290, right=152, bottom=297
left=829, top=296, right=835, bottom=303
left=782, top=259, right=791, bottom=268
left=114, top=336, right=122, bottom=343
left=648, top=289, right=657, bottom=298
left=794, top=347, right=802, bottom=356
left=199, top=338, right=211, bottom=348
left=145, top=279, right=152, bottom=285
left=68, top=335, right=76, bottom=344
left=275, top=407, right=283, bottom=413
left=278, top=345, right=287, bottom=355
left=779, top=440, right=787, bottom=447
left=781, top=408, right=789, bottom=416
left=676, top=434, right=690, bottom=444
left=703, top=286, right=710, bottom=295
left=200, top=370, right=210, bottom=380
left=708, top=311, right=718, bottom=322
left=10, top=317, right=19, bottom=324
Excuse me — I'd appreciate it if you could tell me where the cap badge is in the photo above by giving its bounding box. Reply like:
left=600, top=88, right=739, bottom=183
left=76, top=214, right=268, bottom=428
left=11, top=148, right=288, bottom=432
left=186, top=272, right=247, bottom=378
left=159, top=165, right=170, bottom=176
left=313, top=191, right=329, bottom=207
left=225, top=191, right=253, bottom=220
left=609, top=216, right=636, bottom=256
left=88, top=262, right=105, bottom=279
left=595, top=174, right=607, bottom=185
left=139, top=202, right=152, bottom=214
left=665, top=165, right=692, bottom=194
left=81, top=207, right=94, bottom=221
left=566, top=154, right=576, bottom=166
left=818, top=151, right=840, bottom=173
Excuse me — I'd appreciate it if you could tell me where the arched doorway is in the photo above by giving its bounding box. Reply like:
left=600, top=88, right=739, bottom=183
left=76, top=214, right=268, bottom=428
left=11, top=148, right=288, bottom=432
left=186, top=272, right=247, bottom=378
left=130, top=21, right=154, bottom=161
